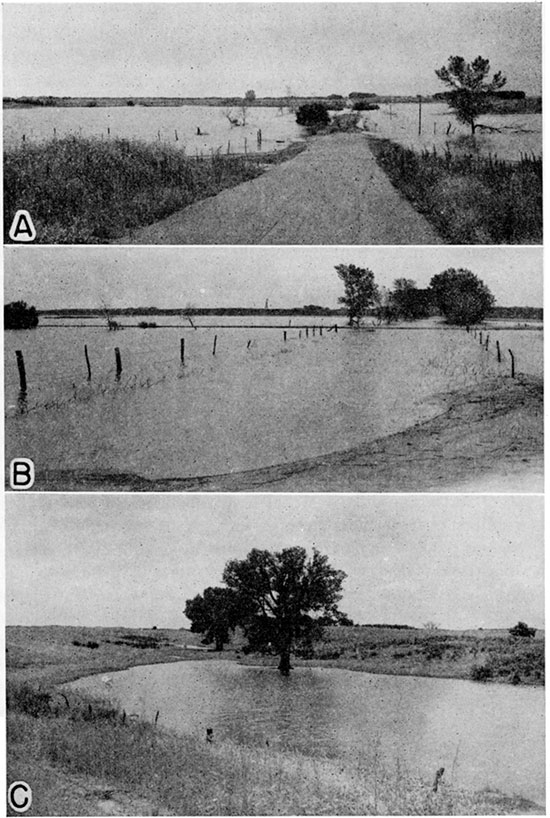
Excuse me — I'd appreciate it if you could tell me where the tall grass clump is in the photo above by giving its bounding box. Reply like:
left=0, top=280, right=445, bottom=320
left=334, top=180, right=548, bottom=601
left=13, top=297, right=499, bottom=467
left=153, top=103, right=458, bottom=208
left=4, top=136, right=265, bottom=242
left=367, top=137, right=542, bottom=244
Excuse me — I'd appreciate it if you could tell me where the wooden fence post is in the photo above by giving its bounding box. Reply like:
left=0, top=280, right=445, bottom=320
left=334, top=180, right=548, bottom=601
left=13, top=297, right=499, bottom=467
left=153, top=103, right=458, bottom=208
left=180, top=338, right=185, bottom=365
left=212, top=335, right=217, bottom=356
left=114, top=347, right=122, bottom=379
left=496, top=340, right=501, bottom=362
left=15, top=350, right=27, bottom=392
left=508, top=349, right=515, bottom=378
left=283, top=331, right=287, bottom=342
left=84, top=345, right=92, bottom=380
left=484, top=335, right=489, bottom=351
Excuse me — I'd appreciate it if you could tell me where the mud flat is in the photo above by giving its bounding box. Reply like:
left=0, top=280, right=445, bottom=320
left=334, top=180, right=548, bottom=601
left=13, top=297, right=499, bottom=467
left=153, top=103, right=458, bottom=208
left=119, top=132, right=443, bottom=245
left=32, top=375, right=542, bottom=492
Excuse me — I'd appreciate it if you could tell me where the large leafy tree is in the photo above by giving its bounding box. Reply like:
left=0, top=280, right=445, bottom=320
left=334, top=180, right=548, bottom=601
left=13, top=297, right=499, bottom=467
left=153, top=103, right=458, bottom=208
left=184, top=586, right=239, bottom=651
left=223, top=547, right=347, bottom=675
left=390, top=278, right=432, bottom=321
left=336, top=264, right=378, bottom=326
left=429, top=268, right=494, bottom=325
left=435, top=55, right=506, bottom=135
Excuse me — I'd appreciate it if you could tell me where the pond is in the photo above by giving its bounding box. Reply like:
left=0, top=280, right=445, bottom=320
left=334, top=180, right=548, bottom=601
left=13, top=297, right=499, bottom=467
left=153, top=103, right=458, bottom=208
left=5, top=317, right=541, bottom=479
left=68, top=660, right=545, bottom=805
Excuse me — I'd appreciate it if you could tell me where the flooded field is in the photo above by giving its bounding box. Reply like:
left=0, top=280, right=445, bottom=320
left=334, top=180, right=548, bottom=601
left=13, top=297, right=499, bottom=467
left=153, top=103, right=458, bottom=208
left=69, top=659, right=545, bottom=805
left=3, top=105, right=304, bottom=155
left=4, top=102, right=541, bottom=162
left=5, top=317, right=541, bottom=480
left=363, top=102, right=541, bottom=162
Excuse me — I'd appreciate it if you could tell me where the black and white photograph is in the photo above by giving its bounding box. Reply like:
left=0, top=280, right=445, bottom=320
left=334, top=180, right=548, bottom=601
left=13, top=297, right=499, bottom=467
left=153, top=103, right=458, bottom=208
left=4, top=245, right=543, bottom=492
left=3, top=2, right=542, bottom=245
left=5, top=492, right=545, bottom=815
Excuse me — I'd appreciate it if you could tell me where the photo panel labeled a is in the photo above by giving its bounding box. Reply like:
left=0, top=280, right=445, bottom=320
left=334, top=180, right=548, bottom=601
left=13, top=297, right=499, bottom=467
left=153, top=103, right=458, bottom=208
left=3, top=3, right=541, bottom=245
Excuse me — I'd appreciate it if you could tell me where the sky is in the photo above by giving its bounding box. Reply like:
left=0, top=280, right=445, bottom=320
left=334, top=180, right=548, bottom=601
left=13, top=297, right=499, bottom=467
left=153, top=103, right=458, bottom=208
left=4, top=246, right=543, bottom=310
left=3, top=3, right=542, bottom=98
left=5, top=494, right=544, bottom=631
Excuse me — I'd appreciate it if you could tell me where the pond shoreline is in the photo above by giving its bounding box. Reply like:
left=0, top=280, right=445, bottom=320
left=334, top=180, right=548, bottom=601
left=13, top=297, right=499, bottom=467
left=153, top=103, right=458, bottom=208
left=27, top=374, right=542, bottom=492
left=7, top=627, right=544, bottom=815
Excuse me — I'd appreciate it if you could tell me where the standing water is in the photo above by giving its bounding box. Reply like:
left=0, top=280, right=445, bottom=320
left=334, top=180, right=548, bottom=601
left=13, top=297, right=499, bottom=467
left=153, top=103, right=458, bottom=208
left=69, top=660, right=545, bottom=805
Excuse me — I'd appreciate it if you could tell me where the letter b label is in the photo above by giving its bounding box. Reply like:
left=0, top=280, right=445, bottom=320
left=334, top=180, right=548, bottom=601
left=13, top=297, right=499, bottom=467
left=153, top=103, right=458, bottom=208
left=10, top=459, right=35, bottom=490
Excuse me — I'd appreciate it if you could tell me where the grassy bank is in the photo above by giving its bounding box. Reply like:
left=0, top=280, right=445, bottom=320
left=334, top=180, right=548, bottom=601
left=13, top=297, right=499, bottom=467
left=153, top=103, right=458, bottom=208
left=367, top=137, right=542, bottom=244
left=7, top=626, right=543, bottom=815
left=4, top=137, right=304, bottom=243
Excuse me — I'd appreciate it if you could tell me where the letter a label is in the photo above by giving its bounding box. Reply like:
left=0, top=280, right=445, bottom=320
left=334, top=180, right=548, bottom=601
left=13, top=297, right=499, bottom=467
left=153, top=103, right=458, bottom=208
left=9, top=210, right=36, bottom=242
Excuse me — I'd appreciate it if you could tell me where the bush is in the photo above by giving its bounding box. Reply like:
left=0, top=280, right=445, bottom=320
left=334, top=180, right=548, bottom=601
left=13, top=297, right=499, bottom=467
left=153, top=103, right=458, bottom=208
left=471, top=664, right=494, bottom=682
left=296, top=103, right=330, bottom=130
left=4, top=300, right=39, bottom=329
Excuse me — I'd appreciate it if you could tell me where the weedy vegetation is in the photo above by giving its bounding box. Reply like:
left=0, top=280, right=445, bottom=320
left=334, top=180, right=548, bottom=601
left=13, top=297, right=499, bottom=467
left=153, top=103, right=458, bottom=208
left=367, top=137, right=542, bottom=244
left=3, top=137, right=304, bottom=243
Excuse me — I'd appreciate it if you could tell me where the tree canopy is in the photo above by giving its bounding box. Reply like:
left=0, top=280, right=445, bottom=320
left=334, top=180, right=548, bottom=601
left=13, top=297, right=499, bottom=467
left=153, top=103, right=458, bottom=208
left=4, top=300, right=39, bottom=330
left=223, top=547, right=347, bottom=675
left=184, top=586, right=239, bottom=651
left=335, top=264, right=378, bottom=326
left=435, top=55, right=506, bottom=135
left=390, top=279, right=432, bottom=321
left=509, top=621, right=536, bottom=639
left=429, top=268, right=494, bottom=325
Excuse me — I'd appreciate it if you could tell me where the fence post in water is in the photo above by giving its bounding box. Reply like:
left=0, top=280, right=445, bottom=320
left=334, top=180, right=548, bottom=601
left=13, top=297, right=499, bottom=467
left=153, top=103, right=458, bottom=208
left=496, top=340, right=501, bottom=362
left=417, top=95, right=422, bottom=136
left=247, top=339, right=252, bottom=349
left=244, top=137, right=248, bottom=155
left=212, top=335, right=217, bottom=356
left=306, top=327, right=309, bottom=338
left=508, top=349, right=515, bottom=378
left=283, top=331, right=287, bottom=342
left=484, top=335, right=489, bottom=351
left=175, top=129, right=178, bottom=141
left=479, top=332, right=483, bottom=345
left=299, top=330, right=302, bottom=339
left=180, top=338, right=185, bottom=365
left=15, top=350, right=27, bottom=392
left=334, top=324, right=338, bottom=334
left=114, top=347, right=122, bottom=380
left=227, top=141, right=231, bottom=155
left=84, top=345, right=92, bottom=380
left=320, top=326, right=323, bottom=336
left=312, top=326, right=316, bottom=336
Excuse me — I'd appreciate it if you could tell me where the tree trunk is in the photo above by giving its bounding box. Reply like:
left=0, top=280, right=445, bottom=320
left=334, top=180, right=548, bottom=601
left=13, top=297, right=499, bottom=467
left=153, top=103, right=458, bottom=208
left=278, top=646, right=292, bottom=676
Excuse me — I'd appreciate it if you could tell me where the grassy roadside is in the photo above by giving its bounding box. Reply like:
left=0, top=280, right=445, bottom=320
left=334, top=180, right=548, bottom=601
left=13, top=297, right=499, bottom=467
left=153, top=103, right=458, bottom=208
left=3, top=137, right=305, bottom=243
left=367, top=136, right=542, bottom=244
left=7, top=626, right=544, bottom=816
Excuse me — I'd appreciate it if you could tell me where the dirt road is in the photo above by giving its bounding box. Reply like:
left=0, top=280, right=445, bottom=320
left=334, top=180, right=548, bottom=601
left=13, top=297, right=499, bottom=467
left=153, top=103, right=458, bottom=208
left=120, top=132, right=442, bottom=244
left=32, top=376, right=542, bottom=493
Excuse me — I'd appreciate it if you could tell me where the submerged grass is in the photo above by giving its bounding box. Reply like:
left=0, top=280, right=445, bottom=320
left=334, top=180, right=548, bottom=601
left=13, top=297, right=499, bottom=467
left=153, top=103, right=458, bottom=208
left=367, top=137, right=542, bottom=244
left=8, top=681, right=540, bottom=816
left=3, top=136, right=303, bottom=243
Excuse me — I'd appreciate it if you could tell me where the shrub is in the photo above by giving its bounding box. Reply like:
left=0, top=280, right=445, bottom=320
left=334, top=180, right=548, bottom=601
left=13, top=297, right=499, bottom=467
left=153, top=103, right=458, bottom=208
left=4, top=300, right=39, bottom=329
left=296, top=103, right=330, bottom=130
left=471, top=664, right=494, bottom=682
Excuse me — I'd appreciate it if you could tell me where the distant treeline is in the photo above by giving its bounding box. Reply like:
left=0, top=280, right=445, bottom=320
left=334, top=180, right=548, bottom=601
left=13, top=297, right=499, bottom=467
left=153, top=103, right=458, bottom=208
left=39, top=306, right=346, bottom=317
left=37, top=305, right=542, bottom=320
left=490, top=306, right=542, bottom=320
left=7, top=93, right=540, bottom=109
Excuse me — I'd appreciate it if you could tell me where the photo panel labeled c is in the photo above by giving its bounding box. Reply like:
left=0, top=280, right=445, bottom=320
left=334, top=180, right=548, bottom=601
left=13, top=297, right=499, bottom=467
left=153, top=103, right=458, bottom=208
left=5, top=492, right=545, bottom=815
left=4, top=245, right=543, bottom=493
left=3, top=3, right=542, bottom=246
